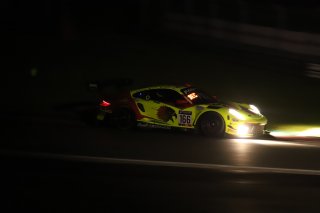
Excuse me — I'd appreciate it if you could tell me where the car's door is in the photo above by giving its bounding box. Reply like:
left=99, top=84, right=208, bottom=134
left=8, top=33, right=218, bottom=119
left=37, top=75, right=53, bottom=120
left=132, top=89, right=164, bottom=124
left=133, top=89, right=195, bottom=127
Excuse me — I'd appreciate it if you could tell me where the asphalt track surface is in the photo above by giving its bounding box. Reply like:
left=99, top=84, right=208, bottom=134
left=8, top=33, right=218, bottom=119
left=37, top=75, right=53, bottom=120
left=2, top=114, right=320, bottom=212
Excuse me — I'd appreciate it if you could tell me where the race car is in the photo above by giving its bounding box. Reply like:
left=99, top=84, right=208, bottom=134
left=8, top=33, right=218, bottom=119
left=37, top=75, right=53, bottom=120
left=92, top=82, right=267, bottom=137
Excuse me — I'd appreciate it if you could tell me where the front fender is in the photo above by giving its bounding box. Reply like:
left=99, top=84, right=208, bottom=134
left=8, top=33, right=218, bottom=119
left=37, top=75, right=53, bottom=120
left=194, top=107, right=229, bottom=126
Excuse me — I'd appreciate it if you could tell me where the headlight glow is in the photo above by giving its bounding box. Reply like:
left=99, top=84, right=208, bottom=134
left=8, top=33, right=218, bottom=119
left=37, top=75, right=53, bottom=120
left=237, top=125, right=250, bottom=136
left=229, top=108, right=246, bottom=120
left=249, top=104, right=261, bottom=114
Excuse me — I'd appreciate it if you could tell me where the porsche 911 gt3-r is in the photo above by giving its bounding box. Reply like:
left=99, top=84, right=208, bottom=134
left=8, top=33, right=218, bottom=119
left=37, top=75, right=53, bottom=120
left=95, top=83, right=267, bottom=137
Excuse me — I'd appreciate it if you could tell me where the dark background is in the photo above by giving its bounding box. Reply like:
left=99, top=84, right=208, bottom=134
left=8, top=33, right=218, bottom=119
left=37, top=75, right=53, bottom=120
left=2, top=1, right=320, bottom=212
left=2, top=0, right=320, bottom=127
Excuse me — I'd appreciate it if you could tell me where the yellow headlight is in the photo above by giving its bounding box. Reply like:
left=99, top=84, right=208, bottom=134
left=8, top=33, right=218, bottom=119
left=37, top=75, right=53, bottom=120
left=249, top=105, right=261, bottom=115
left=237, top=125, right=250, bottom=136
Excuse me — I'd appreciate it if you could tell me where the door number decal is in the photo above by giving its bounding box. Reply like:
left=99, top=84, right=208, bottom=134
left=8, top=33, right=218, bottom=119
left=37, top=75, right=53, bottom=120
left=178, top=111, right=192, bottom=126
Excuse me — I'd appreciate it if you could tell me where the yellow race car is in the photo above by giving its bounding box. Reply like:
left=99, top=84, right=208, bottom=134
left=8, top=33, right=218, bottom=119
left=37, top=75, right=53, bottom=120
left=95, top=83, right=267, bottom=137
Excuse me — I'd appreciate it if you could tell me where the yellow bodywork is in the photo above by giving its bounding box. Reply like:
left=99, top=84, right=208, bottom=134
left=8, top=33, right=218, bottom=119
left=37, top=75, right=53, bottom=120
left=129, top=85, right=267, bottom=137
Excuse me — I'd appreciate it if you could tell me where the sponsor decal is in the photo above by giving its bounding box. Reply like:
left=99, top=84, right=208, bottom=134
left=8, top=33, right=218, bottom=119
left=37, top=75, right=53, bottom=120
left=137, top=122, right=171, bottom=130
left=187, top=92, right=198, bottom=100
left=179, top=110, right=192, bottom=115
left=207, top=104, right=223, bottom=109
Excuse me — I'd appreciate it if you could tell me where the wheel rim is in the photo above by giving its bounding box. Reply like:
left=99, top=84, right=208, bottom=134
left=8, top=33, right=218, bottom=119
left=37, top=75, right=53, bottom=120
left=200, top=114, right=224, bottom=136
left=203, top=120, right=220, bottom=133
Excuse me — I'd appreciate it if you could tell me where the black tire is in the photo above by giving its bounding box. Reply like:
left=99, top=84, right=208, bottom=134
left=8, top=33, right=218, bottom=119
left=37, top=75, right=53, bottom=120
left=113, top=108, right=136, bottom=130
left=197, top=112, right=225, bottom=137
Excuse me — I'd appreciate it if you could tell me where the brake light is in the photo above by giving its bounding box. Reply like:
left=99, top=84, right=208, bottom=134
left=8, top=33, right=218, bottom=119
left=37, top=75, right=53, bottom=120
left=100, top=100, right=111, bottom=107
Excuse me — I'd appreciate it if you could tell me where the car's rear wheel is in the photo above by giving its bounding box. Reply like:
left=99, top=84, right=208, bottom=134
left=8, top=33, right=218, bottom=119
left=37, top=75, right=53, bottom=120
left=113, top=108, right=136, bottom=130
left=197, top=112, right=225, bottom=137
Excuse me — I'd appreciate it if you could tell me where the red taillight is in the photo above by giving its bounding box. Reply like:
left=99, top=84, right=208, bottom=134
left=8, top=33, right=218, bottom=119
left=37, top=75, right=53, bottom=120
left=100, top=100, right=111, bottom=107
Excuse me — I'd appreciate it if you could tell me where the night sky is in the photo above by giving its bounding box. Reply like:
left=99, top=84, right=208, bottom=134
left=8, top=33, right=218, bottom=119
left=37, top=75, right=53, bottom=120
left=4, top=0, right=319, bottom=42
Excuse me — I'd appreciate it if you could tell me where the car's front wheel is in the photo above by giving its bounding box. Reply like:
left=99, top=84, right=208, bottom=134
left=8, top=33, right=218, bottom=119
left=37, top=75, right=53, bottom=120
left=197, top=112, right=225, bottom=137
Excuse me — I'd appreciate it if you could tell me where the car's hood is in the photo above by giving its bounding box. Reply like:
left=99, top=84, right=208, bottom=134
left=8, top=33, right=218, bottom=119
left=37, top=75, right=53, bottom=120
left=204, top=101, right=239, bottom=109
left=205, top=101, right=266, bottom=121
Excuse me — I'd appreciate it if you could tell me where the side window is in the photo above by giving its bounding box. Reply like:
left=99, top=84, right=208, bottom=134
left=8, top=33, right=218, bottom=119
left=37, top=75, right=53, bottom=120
left=163, top=89, right=183, bottom=103
left=148, top=89, right=163, bottom=102
left=133, top=89, right=187, bottom=106
left=133, top=90, right=151, bottom=100
left=154, top=89, right=185, bottom=105
left=133, top=89, right=165, bottom=101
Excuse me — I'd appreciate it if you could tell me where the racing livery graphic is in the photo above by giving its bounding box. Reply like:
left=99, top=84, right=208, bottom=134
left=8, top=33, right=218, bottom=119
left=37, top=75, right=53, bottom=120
left=93, top=81, right=268, bottom=137
left=157, top=106, right=177, bottom=122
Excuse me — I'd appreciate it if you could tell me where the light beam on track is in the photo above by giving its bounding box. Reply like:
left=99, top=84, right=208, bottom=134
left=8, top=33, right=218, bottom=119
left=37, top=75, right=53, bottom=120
left=2, top=149, right=320, bottom=176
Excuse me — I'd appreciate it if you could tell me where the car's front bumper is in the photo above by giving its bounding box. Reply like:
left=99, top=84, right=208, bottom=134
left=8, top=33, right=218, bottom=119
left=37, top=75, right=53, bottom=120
left=226, top=123, right=266, bottom=137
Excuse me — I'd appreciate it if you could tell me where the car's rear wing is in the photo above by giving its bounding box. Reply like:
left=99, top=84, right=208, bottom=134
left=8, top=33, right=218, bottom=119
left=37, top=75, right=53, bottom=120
left=87, top=78, right=134, bottom=97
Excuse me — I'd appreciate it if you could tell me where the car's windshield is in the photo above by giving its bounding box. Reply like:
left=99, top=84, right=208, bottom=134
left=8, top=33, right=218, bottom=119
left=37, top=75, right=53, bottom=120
left=181, top=87, right=218, bottom=104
